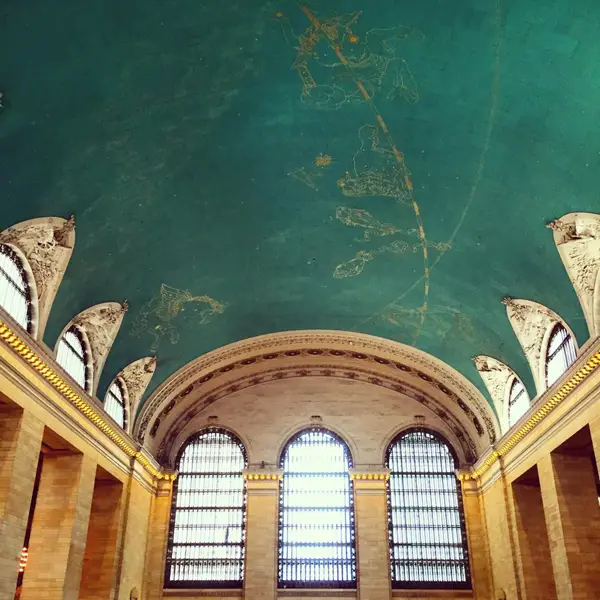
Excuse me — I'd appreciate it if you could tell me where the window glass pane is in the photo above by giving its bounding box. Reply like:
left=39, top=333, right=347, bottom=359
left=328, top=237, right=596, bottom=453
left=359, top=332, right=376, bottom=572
left=508, top=378, right=530, bottom=427
left=166, top=429, right=247, bottom=587
left=56, top=327, right=89, bottom=391
left=104, top=380, right=126, bottom=428
left=546, top=324, right=577, bottom=387
left=0, top=244, right=32, bottom=332
left=278, top=429, right=356, bottom=588
left=386, top=429, right=470, bottom=588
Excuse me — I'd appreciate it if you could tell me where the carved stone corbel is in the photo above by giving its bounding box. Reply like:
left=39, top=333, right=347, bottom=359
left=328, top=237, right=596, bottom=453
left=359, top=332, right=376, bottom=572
left=0, top=216, right=75, bottom=338
left=502, top=298, right=576, bottom=394
left=118, top=356, right=157, bottom=432
left=472, top=355, right=521, bottom=432
left=59, top=302, right=127, bottom=395
left=549, top=212, right=600, bottom=337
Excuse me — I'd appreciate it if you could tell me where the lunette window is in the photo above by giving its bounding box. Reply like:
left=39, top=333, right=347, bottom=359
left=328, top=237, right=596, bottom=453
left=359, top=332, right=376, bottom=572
left=104, top=379, right=126, bottom=428
left=56, top=326, right=91, bottom=392
left=0, top=243, right=34, bottom=333
left=165, top=428, right=247, bottom=587
left=386, top=428, right=470, bottom=589
left=278, top=428, right=356, bottom=588
left=545, top=323, right=576, bottom=387
left=507, top=378, right=530, bottom=427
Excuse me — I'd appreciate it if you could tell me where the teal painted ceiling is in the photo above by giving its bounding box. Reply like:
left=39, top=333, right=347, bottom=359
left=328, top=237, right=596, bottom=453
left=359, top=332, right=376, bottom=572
left=2, top=0, right=599, bottom=408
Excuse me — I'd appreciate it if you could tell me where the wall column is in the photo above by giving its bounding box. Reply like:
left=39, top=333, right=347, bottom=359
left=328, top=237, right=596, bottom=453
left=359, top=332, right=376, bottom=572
left=351, top=469, right=391, bottom=600
left=590, top=417, right=600, bottom=477
left=243, top=468, right=281, bottom=600
left=459, top=475, right=493, bottom=600
left=79, top=477, right=124, bottom=600
left=0, top=405, right=43, bottom=600
left=538, top=452, right=600, bottom=600
left=21, top=453, right=97, bottom=600
left=142, top=478, right=173, bottom=600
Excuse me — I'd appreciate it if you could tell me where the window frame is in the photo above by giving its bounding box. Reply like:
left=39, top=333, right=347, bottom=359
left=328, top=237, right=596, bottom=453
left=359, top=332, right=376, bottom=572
left=507, top=377, right=530, bottom=428
left=544, top=323, right=577, bottom=388
left=164, top=427, right=248, bottom=589
left=385, top=427, right=471, bottom=590
left=277, top=427, right=357, bottom=590
left=104, top=377, right=127, bottom=429
left=0, top=243, right=36, bottom=335
left=56, top=324, right=93, bottom=393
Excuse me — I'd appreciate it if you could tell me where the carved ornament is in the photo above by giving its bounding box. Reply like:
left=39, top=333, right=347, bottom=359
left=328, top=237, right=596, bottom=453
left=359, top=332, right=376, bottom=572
left=117, top=356, right=156, bottom=428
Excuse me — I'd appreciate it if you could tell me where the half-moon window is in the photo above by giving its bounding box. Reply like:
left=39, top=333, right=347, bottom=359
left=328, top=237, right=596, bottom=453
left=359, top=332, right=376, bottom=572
left=386, top=428, right=470, bottom=589
left=104, top=379, right=126, bottom=428
left=56, top=326, right=91, bottom=392
left=0, top=243, right=34, bottom=333
left=507, top=378, right=530, bottom=427
left=545, top=323, right=576, bottom=387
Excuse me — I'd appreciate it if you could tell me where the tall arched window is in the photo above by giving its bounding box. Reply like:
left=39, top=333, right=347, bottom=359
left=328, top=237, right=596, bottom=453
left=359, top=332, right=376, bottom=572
left=545, top=323, right=577, bottom=387
left=104, top=379, right=127, bottom=428
left=0, top=244, right=34, bottom=333
left=386, top=429, right=470, bottom=589
left=56, top=325, right=92, bottom=392
left=507, top=377, right=530, bottom=427
left=278, top=428, right=356, bottom=588
left=165, top=429, right=247, bottom=588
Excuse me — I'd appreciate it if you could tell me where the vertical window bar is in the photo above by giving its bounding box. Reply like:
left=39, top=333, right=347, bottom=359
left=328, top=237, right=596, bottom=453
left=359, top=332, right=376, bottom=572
left=0, top=244, right=34, bottom=333
left=165, top=428, right=247, bottom=588
left=278, top=428, right=356, bottom=589
left=386, top=428, right=471, bottom=589
left=56, top=326, right=91, bottom=392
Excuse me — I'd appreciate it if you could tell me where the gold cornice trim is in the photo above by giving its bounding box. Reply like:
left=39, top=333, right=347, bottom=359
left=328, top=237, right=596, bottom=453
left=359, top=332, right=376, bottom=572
left=0, top=319, right=174, bottom=481
left=350, top=473, right=390, bottom=481
left=464, top=349, right=600, bottom=480
left=244, top=473, right=283, bottom=481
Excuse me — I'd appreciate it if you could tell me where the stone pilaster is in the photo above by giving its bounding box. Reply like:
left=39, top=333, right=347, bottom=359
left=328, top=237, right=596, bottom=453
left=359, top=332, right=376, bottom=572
left=538, top=452, right=600, bottom=600
left=142, top=478, right=174, bottom=600
left=351, top=468, right=391, bottom=600
left=0, top=406, right=43, bottom=600
left=243, top=467, right=282, bottom=600
left=21, top=453, right=97, bottom=600
left=458, top=474, right=493, bottom=600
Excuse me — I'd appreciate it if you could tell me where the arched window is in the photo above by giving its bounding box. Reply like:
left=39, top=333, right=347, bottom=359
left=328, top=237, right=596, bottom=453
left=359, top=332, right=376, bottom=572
left=56, top=326, right=91, bottom=392
left=278, top=428, right=356, bottom=588
left=545, top=323, right=577, bottom=387
left=0, top=244, right=34, bottom=333
left=104, top=379, right=126, bottom=428
left=386, top=429, right=470, bottom=589
left=165, top=429, right=247, bottom=588
left=507, top=377, right=530, bottom=427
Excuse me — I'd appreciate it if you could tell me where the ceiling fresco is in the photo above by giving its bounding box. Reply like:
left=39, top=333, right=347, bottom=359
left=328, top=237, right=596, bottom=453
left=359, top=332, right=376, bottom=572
left=1, top=0, right=599, bottom=408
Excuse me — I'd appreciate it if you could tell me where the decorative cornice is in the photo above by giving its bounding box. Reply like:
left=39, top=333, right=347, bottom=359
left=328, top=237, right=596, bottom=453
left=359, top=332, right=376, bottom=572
left=350, top=472, right=389, bottom=481
left=0, top=318, right=173, bottom=482
left=463, top=346, right=600, bottom=480
left=244, top=472, right=283, bottom=481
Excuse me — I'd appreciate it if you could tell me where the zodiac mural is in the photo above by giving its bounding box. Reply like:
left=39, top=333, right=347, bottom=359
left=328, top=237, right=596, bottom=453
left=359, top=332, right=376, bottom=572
left=131, top=284, right=226, bottom=352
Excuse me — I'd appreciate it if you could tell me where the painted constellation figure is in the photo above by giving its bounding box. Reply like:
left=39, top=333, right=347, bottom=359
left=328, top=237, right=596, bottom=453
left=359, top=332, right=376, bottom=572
left=333, top=203, right=449, bottom=278
left=131, top=284, right=226, bottom=352
left=279, top=12, right=422, bottom=110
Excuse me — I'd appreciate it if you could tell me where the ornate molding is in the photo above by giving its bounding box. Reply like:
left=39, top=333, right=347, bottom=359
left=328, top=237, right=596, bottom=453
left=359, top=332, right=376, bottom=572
left=136, top=330, right=497, bottom=449
left=464, top=344, right=600, bottom=481
left=0, top=316, right=172, bottom=481
left=154, top=362, right=481, bottom=467
left=61, top=302, right=127, bottom=395
left=117, top=356, right=156, bottom=429
left=0, top=216, right=75, bottom=338
left=472, top=355, right=520, bottom=431
left=502, top=298, right=576, bottom=394
left=549, top=212, right=600, bottom=336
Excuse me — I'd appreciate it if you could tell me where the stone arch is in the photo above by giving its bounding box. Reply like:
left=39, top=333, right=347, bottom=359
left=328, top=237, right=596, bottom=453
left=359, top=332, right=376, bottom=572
left=55, top=302, right=127, bottom=396
left=548, top=212, right=600, bottom=337
left=0, top=216, right=75, bottom=339
left=502, top=298, right=578, bottom=395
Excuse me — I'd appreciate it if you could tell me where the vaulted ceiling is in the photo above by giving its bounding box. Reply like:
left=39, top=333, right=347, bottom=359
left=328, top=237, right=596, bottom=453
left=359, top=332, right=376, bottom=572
left=2, top=0, right=599, bottom=408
